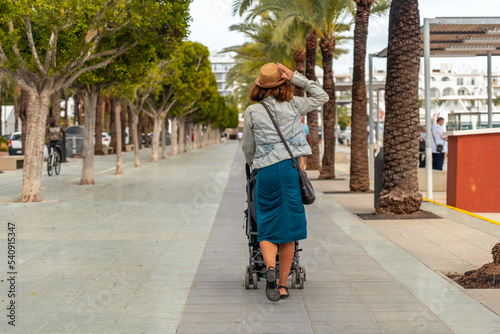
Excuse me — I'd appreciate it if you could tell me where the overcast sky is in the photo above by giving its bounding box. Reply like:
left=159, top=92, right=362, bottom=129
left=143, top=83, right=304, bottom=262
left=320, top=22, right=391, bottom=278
left=188, top=0, right=500, bottom=74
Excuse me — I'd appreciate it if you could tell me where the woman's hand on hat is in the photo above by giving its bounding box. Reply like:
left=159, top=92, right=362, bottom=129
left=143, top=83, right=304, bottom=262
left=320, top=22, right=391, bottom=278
left=277, top=63, right=293, bottom=81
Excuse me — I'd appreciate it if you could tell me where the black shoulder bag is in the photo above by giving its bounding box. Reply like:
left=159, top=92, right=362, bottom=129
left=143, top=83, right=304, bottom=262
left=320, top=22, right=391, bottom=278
left=431, top=127, right=443, bottom=153
left=261, top=102, right=315, bottom=205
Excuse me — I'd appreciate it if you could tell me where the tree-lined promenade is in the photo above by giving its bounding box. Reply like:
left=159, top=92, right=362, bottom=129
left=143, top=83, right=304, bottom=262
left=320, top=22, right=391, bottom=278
left=0, top=0, right=237, bottom=202
left=230, top=0, right=422, bottom=214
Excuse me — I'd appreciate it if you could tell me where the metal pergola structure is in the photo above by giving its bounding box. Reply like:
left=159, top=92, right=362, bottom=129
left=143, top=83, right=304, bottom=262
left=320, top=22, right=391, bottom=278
left=369, top=17, right=500, bottom=200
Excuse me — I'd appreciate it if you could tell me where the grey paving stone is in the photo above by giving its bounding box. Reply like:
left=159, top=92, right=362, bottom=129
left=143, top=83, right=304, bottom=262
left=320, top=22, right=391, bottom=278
left=311, top=320, right=382, bottom=333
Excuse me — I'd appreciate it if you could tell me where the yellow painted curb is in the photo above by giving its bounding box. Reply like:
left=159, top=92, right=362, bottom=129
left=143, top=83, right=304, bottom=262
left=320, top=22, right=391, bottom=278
left=423, top=197, right=500, bottom=227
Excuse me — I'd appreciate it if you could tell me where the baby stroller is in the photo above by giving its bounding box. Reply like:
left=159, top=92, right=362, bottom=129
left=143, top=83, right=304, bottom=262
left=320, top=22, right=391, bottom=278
left=244, top=164, right=306, bottom=289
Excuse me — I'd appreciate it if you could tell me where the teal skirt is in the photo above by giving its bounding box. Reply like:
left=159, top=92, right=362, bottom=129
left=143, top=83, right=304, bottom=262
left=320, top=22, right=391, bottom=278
left=255, top=159, right=307, bottom=244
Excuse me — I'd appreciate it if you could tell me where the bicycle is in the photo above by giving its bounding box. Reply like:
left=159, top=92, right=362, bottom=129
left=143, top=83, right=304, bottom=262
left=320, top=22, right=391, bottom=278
left=47, top=141, right=61, bottom=176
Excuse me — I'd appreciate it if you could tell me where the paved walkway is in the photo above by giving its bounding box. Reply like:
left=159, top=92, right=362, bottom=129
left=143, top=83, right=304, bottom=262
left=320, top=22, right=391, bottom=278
left=0, top=142, right=499, bottom=333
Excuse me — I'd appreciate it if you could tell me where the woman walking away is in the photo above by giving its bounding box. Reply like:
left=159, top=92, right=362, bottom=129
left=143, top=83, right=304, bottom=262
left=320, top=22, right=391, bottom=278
left=242, top=63, right=328, bottom=302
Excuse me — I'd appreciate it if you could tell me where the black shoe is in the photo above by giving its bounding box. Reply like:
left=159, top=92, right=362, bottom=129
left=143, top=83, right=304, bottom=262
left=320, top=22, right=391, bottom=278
left=265, top=267, right=280, bottom=302
left=278, top=285, right=289, bottom=300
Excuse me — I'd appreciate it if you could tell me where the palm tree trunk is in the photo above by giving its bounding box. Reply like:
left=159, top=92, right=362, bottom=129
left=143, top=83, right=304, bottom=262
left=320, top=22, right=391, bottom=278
left=350, top=0, right=373, bottom=192
left=305, top=30, right=320, bottom=170
left=376, top=0, right=422, bottom=214
left=293, top=49, right=306, bottom=97
left=318, top=37, right=336, bottom=179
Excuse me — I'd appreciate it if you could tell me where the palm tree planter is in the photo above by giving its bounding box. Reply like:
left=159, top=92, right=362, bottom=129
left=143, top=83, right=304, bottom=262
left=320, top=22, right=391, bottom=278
left=376, top=0, right=422, bottom=214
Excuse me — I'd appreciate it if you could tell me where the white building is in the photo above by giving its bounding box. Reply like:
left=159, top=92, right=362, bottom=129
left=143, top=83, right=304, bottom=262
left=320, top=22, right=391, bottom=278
left=1, top=106, right=20, bottom=136
left=209, top=52, right=236, bottom=97
left=330, top=63, right=500, bottom=128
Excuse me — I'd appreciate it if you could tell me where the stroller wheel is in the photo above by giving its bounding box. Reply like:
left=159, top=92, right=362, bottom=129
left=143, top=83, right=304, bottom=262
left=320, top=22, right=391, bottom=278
left=291, top=272, right=297, bottom=289
left=245, top=272, right=251, bottom=289
left=301, top=266, right=307, bottom=282
left=252, top=273, right=258, bottom=289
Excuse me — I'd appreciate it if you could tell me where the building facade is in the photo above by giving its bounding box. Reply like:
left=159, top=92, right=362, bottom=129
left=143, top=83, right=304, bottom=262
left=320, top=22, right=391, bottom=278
left=209, top=52, right=235, bottom=97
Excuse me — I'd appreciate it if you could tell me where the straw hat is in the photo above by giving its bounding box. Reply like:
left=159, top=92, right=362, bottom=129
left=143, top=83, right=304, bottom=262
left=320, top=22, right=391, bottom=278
left=255, top=63, right=285, bottom=88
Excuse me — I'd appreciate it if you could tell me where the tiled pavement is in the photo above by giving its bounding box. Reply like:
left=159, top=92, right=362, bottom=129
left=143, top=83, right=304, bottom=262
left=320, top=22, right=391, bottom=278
left=1, top=143, right=500, bottom=333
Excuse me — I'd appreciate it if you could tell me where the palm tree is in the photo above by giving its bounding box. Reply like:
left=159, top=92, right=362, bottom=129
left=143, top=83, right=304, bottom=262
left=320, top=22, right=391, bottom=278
left=223, top=20, right=295, bottom=109
left=349, top=0, right=390, bottom=191
left=250, top=0, right=351, bottom=175
left=376, top=0, right=422, bottom=214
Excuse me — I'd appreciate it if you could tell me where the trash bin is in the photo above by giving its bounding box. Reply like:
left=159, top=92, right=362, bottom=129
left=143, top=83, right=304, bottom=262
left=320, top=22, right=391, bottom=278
left=65, top=126, right=84, bottom=157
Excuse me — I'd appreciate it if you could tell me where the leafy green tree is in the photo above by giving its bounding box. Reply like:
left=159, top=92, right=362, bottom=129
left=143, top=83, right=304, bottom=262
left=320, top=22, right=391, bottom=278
left=0, top=0, right=190, bottom=201
left=144, top=42, right=216, bottom=161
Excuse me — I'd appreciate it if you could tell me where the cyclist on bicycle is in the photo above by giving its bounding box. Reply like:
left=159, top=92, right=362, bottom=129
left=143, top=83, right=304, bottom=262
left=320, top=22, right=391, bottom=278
left=46, top=117, right=65, bottom=159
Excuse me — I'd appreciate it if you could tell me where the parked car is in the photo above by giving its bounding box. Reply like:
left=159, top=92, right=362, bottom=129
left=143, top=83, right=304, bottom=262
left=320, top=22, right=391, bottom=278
left=8, top=132, right=22, bottom=155
left=148, top=132, right=171, bottom=146
left=141, top=133, right=152, bottom=145
left=102, top=132, right=111, bottom=147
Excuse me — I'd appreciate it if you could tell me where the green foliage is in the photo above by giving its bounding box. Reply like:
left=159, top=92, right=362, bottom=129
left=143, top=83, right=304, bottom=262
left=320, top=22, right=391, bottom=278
left=0, top=0, right=191, bottom=92
left=337, top=105, right=351, bottom=130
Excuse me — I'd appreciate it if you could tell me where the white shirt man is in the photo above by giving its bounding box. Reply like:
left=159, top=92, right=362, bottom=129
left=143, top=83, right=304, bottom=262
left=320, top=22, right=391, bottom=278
left=431, top=117, right=447, bottom=170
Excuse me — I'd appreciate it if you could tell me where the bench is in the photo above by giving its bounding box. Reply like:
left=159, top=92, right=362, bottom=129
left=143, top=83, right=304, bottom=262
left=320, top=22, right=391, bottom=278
left=0, top=156, right=24, bottom=170
left=124, top=144, right=134, bottom=152
left=101, top=146, right=114, bottom=155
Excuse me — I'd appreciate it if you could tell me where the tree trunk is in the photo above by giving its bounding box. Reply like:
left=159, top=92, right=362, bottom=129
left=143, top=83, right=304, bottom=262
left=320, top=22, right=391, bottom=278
left=178, top=117, right=185, bottom=154
left=115, top=102, right=123, bottom=175
left=350, top=0, right=373, bottom=192
left=80, top=86, right=99, bottom=185
left=52, top=89, right=61, bottom=126
left=305, top=29, right=320, bottom=170
left=18, top=89, right=52, bottom=202
left=376, top=0, right=422, bottom=214
left=95, top=94, right=104, bottom=155
left=161, top=117, right=167, bottom=159
left=20, top=89, right=28, bottom=153
left=293, top=49, right=306, bottom=97
left=131, top=110, right=140, bottom=167
left=104, top=98, right=110, bottom=132
left=0, top=74, right=2, bottom=136
left=318, top=37, right=336, bottom=179
left=14, top=86, right=22, bottom=133
left=187, top=122, right=192, bottom=151
left=137, top=111, right=143, bottom=150
left=170, top=117, right=178, bottom=156
left=150, top=116, right=161, bottom=162
left=64, top=90, right=69, bottom=127
left=121, top=102, right=126, bottom=151
left=143, top=113, right=150, bottom=148
left=110, top=99, right=117, bottom=153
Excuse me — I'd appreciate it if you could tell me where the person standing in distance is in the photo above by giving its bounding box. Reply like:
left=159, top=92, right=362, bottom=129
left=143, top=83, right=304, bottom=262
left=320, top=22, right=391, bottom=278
left=431, top=117, right=447, bottom=170
left=242, top=63, right=328, bottom=302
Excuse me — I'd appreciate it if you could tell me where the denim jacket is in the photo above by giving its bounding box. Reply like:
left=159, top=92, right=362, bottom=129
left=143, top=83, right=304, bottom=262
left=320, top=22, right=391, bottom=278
left=242, top=71, right=329, bottom=169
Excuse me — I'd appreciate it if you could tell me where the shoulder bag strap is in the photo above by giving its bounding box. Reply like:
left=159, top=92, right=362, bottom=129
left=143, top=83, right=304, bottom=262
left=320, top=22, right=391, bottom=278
left=260, top=102, right=301, bottom=171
